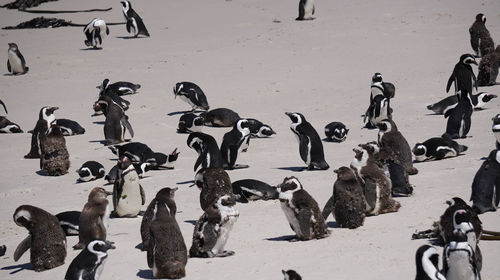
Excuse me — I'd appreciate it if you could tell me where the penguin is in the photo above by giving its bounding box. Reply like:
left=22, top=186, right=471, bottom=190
left=189, top=195, right=239, bottom=258
left=477, top=45, right=500, bottom=86
left=231, top=179, right=278, bottom=203
left=74, top=187, right=112, bottom=249
left=109, top=142, right=156, bottom=164
left=246, top=118, right=276, bottom=138
left=285, top=112, right=329, bottom=170
left=97, top=95, right=134, bottom=145
left=412, top=135, right=468, bottom=162
left=470, top=149, right=500, bottom=214
left=13, top=205, right=66, bottom=272
left=121, top=0, right=150, bottom=37
left=446, top=54, right=478, bottom=96
left=324, top=122, right=349, bottom=142
left=56, top=211, right=81, bottom=236
left=147, top=198, right=187, bottom=279
left=493, top=114, right=500, bottom=148
left=350, top=144, right=401, bottom=216
left=55, top=119, right=85, bottom=136
left=83, top=18, right=109, bottom=48
left=65, top=240, right=115, bottom=280
left=443, top=230, right=481, bottom=280
left=364, top=95, right=390, bottom=128
left=113, top=155, right=145, bottom=217
left=200, top=108, right=240, bottom=127
left=151, top=149, right=180, bottom=170
left=377, top=119, right=418, bottom=175
left=76, top=161, right=105, bottom=182
left=25, top=106, right=58, bottom=159
left=187, top=132, right=224, bottom=171
left=7, top=43, right=28, bottom=75
left=296, top=0, right=315, bottom=21
left=178, top=112, right=204, bottom=133
left=95, top=92, right=130, bottom=115
left=277, top=176, right=328, bottom=241
left=40, top=124, right=70, bottom=176
left=0, top=116, right=23, bottom=133
left=97, top=78, right=141, bottom=96
left=469, top=13, right=490, bottom=57
left=321, top=167, right=366, bottom=229
left=173, top=81, right=209, bottom=111
left=220, top=118, right=251, bottom=169
left=194, top=168, right=233, bottom=211
left=427, top=92, right=498, bottom=114
left=141, top=187, right=178, bottom=252
left=282, top=269, right=302, bottom=280
left=0, top=245, right=6, bottom=257
left=443, top=90, right=474, bottom=139
left=414, top=245, right=446, bottom=280
left=437, top=197, right=482, bottom=245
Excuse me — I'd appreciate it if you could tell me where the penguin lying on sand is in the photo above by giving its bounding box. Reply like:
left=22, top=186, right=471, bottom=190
left=232, top=179, right=278, bottom=203
left=427, top=92, right=497, bottom=114
left=0, top=99, right=22, bottom=133
left=413, top=135, right=468, bottom=162
left=97, top=78, right=141, bottom=96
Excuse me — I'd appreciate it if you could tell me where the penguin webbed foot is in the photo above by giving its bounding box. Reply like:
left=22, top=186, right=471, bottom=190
left=215, top=250, right=235, bottom=257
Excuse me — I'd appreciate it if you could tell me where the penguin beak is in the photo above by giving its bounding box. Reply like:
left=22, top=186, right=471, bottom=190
left=285, top=112, right=292, bottom=116
left=333, top=169, right=340, bottom=174
left=50, top=107, right=59, bottom=113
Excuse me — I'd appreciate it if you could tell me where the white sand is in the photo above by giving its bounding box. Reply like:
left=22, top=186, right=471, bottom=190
left=0, top=0, right=499, bottom=279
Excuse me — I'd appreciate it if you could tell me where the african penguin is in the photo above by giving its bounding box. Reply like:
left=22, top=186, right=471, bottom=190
left=231, top=179, right=278, bottom=203
left=296, top=0, right=315, bottom=21
left=13, top=205, right=66, bottom=271
left=109, top=142, right=156, bottom=164
left=246, top=118, right=276, bottom=137
left=76, top=161, right=105, bottom=182
left=371, top=72, right=396, bottom=99
left=97, top=78, right=141, bottom=96
left=55, top=119, right=85, bottom=136
left=65, top=240, right=115, bottom=280
left=56, top=211, right=81, bottom=236
left=427, top=92, right=497, bottom=114
left=187, top=132, right=224, bottom=171
left=377, top=119, right=418, bottom=175
left=173, top=81, right=209, bottom=111
left=83, top=18, right=109, bottom=48
left=324, top=122, right=349, bottom=142
left=178, top=112, right=204, bottom=133
left=477, top=46, right=500, bottom=86
left=0, top=116, right=22, bottom=133
left=364, top=95, right=390, bottom=128
left=470, top=149, right=500, bottom=214
left=446, top=54, right=478, bottom=96
left=25, top=106, right=58, bottom=159
left=40, top=124, right=70, bottom=176
left=220, top=119, right=251, bottom=169
left=469, top=13, right=490, bottom=57
left=95, top=91, right=130, bottom=115
left=493, top=114, right=500, bottom=148
left=277, top=176, right=328, bottom=241
left=112, top=155, right=145, bottom=217
left=194, top=168, right=233, bottom=211
left=98, top=95, right=134, bottom=145
left=282, top=269, right=302, bottom=280
left=437, top=197, right=482, bottom=245
left=443, top=90, right=474, bottom=139
left=414, top=245, right=446, bottom=280
left=412, top=135, right=468, bottom=162
left=200, top=108, right=240, bottom=127
left=121, top=1, right=150, bottom=37
left=286, top=112, right=329, bottom=170
left=443, top=230, right=481, bottom=280
left=7, top=43, right=28, bottom=75
left=105, top=165, right=119, bottom=184
left=151, top=149, right=180, bottom=169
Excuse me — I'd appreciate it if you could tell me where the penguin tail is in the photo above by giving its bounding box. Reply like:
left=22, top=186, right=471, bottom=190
left=426, top=104, right=434, bottom=110
left=457, top=144, right=468, bottom=153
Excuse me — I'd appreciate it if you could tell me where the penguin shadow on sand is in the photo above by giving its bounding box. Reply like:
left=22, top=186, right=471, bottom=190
left=326, top=221, right=340, bottom=228
left=265, top=234, right=299, bottom=242
left=184, top=220, right=197, bottom=226
left=92, top=121, right=105, bottom=125
left=116, top=36, right=147, bottom=40
left=176, top=179, right=195, bottom=185
left=80, top=47, right=104, bottom=51
left=167, top=110, right=206, bottom=116
left=275, top=166, right=326, bottom=172
left=1, top=263, right=34, bottom=274
left=136, top=269, right=154, bottom=279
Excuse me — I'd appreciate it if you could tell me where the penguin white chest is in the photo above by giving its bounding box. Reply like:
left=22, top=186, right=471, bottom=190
left=446, top=252, right=475, bottom=280
left=179, top=95, right=194, bottom=107
left=8, top=50, right=24, bottom=73
left=212, top=215, right=237, bottom=255
left=280, top=202, right=302, bottom=237
left=116, top=173, right=142, bottom=216
left=304, top=0, right=315, bottom=17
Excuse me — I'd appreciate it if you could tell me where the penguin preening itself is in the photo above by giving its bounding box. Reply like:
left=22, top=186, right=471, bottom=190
left=97, top=95, right=134, bottom=145
left=477, top=45, right=500, bottom=86
left=296, top=0, right=315, bottom=21
left=13, top=205, right=67, bottom=272
left=187, top=132, right=224, bottom=171
left=113, top=155, right=145, bottom=217
left=40, top=124, right=70, bottom=176
left=412, top=135, right=468, bottom=162
left=377, top=119, right=418, bottom=175
left=443, top=230, right=481, bottom=280
left=65, top=240, right=115, bottom=280
left=0, top=99, right=22, bottom=133
left=282, top=269, right=302, bottom=280
left=25, top=106, right=58, bottom=159
left=173, top=82, right=209, bottom=112
left=178, top=112, right=204, bottom=133
left=95, top=90, right=131, bottom=115
left=446, top=54, right=478, bottom=95
left=76, top=161, right=105, bottom=182
left=200, top=108, right=240, bottom=127
left=194, top=168, right=233, bottom=211
left=493, top=114, right=500, bottom=148
left=470, top=149, right=500, bottom=214
left=231, top=179, right=278, bottom=203
left=414, top=245, right=446, bottom=280
left=286, top=112, right=329, bottom=170
left=324, top=122, right=349, bottom=142
left=469, top=13, right=494, bottom=58
left=121, top=0, right=150, bottom=37
left=220, top=119, right=251, bottom=169
left=83, top=18, right=109, bottom=48
left=97, top=78, right=141, bottom=96
left=7, top=43, right=28, bottom=75
left=427, top=92, right=497, bottom=114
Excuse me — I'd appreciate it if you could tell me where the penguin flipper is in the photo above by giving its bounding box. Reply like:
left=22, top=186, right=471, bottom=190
left=113, top=181, right=121, bottom=211
left=298, top=208, right=313, bottom=240
left=140, top=184, right=145, bottom=205
left=321, top=195, right=335, bottom=221
left=194, top=151, right=206, bottom=171
left=126, top=19, right=132, bottom=33
left=298, top=135, right=310, bottom=163
left=121, top=116, right=134, bottom=138
left=147, top=228, right=155, bottom=268
left=14, top=235, right=31, bottom=262
left=7, top=60, right=11, bottom=73
left=228, top=145, right=239, bottom=168
left=446, top=74, right=454, bottom=93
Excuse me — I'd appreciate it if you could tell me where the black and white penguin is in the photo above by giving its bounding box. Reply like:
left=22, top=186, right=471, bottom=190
left=40, top=124, right=70, bottom=176
left=285, top=112, right=329, bottom=170
left=246, top=118, right=276, bottom=138
left=83, top=18, right=109, bottom=48
left=282, top=269, right=302, bottom=280
left=97, top=78, right=141, bottom=96
left=427, top=92, right=498, bottom=114
left=0, top=116, right=22, bottom=133
left=141, top=187, right=177, bottom=252
left=76, top=161, right=105, bottom=182
left=414, top=245, right=446, bottom=280
left=412, top=135, right=468, bottom=162
left=13, top=205, right=66, bottom=271
left=65, top=240, right=115, bottom=280
left=324, top=122, right=349, bottom=142
left=25, top=106, right=58, bottom=158
left=371, top=72, right=396, bottom=99
left=109, top=142, right=156, bottom=164
left=200, top=108, right=240, bottom=127
left=7, top=43, right=28, bottom=75
left=189, top=195, right=239, bottom=258
left=56, top=211, right=81, bottom=236
left=296, top=0, right=315, bottom=21
left=113, top=155, right=145, bottom=217
left=443, top=90, right=474, bottom=139
left=55, top=119, right=85, bottom=136
left=377, top=119, right=418, bottom=175
left=173, top=82, right=209, bottom=111
left=469, top=13, right=494, bottom=58
left=277, top=176, right=328, bottom=241
left=97, top=95, right=134, bottom=145
left=105, top=165, right=119, bottom=184
left=446, top=54, right=478, bottom=95
left=438, top=197, right=482, bottom=245
left=232, top=179, right=278, bottom=203
left=178, top=112, right=204, bottom=133
left=95, top=91, right=130, bottom=115
left=74, top=187, right=112, bottom=249
left=470, top=149, right=500, bottom=214
left=121, top=0, right=150, bottom=37
left=443, top=230, right=481, bottom=280
left=187, top=132, right=224, bottom=171
left=493, top=114, right=500, bottom=148
left=364, top=73, right=395, bottom=127
left=477, top=46, right=500, bottom=86
left=151, top=149, right=180, bottom=169
left=321, top=166, right=366, bottom=229
left=220, top=119, right=251, bottom=169
left=195, top=168, right=233, bottom=211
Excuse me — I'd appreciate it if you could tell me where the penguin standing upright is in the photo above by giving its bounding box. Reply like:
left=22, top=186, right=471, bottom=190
left=194, top=168, right=233, bottom=211
left=377, top=119, right=418, bottom=175
left=477, top=46, right=500, bottom=86
left=7, top=43, right=28, bottom=75
left=121, top=0, right=150, bottom=37
left=414, top=245, right=446, bottom=280
left=285, top=112, right=329, bottom=170
left=470, top=149, right=500, bottom=214
left=296, top=0, right=315, bottom=20
left=25, top=106, right=58, bottom=158
left=97, top=95, right=134, bottom=145
left=83, top=18, right=109, bottom=48
left=443, top=230, right=481, bottom=280
left=173, top=82, right=209, bottom=111
left=187, top=132, right=224, bottom=171
left=40, top=124, right=70, bottom=176
left=113, top=155, right=145, bottom=217
left=65, top=240, right=115, bottom=280
left=220, top=119, right=251, bottom=169
left=469, top=13, right=494, bottom=57
left=446, top=54, right=478, bottom=95
left=97, top=78, right=141, bottom=96
left=493, top=114, right=500, bottom=148
left=364, top=73, right=395, bottom=127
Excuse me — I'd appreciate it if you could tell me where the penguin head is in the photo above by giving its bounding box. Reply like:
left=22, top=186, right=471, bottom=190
left=216, top=194, right=236, bottom=208
left=362, top=141, right=379, bottom=154
left=235, top=119, right=251, bottom=135
left=258, top=125, right=276, bottom=137
left=39, top=106, right=58, bottom=126
left=193, top=116, right=204, bottom=127
left=173, top=82, right=185, bottom=98
left=475, top=13, right=485, bottom=23
left=100, top=78, right=110, bottom=91
left=415, top=245, right=441, bottom=279
left=13, top=205, right=35, bottom=229
left=332, top=127, right=348, bottom=142
left=479, top=93, right=497, bottom=103
left=156, top=187, right=178, bottom=202
left=187, top=133, right=204, bottom=151
left=376, top=119, right=395, bottom=133
left=120, top=0, right=130, bottom=11
left=334, top=166, right=356, bottom=181
left=8, top=43, right=18, bottom=51
left=372, top=72, right=383, bottom=83
left=117, top=155, right=132, bottom=170
left=277, top=176, right=303, bottom=201
left=446, top=197, right=467, bottom=207
left=246, top=118, right=263, bottom=134
left=88, top=187, right=112, bottom=202
left=88, top=240, right=115, bottom=254
left=285, top=112, right=305, bottom=125
left=460, top=54, right=478, bottom=66
left=412, top=144, right=427, bottom=158
left=282, top=269, right=302, bottom=280
left=452, top=209, right=473, bottom=228
left=194, top=168, right=207, bottom=189
left=493, top=113, right=500, bottom=125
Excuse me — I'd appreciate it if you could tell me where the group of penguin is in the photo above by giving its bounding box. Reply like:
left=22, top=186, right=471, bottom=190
left=3, top=4, right=500, bottom=279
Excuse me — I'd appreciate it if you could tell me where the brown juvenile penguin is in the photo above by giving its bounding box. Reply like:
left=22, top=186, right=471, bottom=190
left=13, top=205, right=67, bottom=271
left=350, top=144, right=401, bottom=216
left=322, top=166, right=366, bottom=229
left=477, top=45, right=500, bottom=86
left=74, top=187, right=112, bottom=249
left=194, top=168, right=233, bottom=211
left=25, top=106, right=58, bottom=159
left=40, top=124, right=70, bottom=176
left=141, top=187, right=178, bottom=252
left=277, top=176, right=328, bottom=241
left=469, top=13, right=494, bottom=57
left=377, top=119, right=418, bottom=175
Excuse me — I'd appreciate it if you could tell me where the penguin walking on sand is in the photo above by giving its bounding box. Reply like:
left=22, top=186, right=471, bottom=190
left=477, top=46, right=500, bottom=86
left=470, top=149, right=500, bottom=214
left=97, top=95, right=134, bottom=145
left=377, top=119, right=418, bottom=175
left=13, top=205, right=66, bottom=272
left=77, top=161, right=105, bottom=182
left=187, top=132, right=224, bottom=171
left=113, top=155, right=145, bottom=217
left=286, top=112, right=329, bottom=170
left=40, top=123, right=70, bottom=176
left=277, top=176, right=328, bottom=241
left=414, top=245, right=446, bottom=280
left=7, top=43, right=28, bottom=75
left=443, top=230, right=481, bottom=280
left=493, top=114, right=500, bottom=148
left=97, top=78, right=141, bottom=96
left=469, top=13, right=494, bottom=58
left=74, top=187, right=112, bottom=249
left=200, top=108, right=240, bottom=127
left=0, top=99, right=22, bottom=133
left=83, top=18, right=109, bottom=48
left=412, top=135, right=468, bottom=162
left=194, top=168, right=233, bottom=211
left=65, top=240, right=115, bottom=280
left=296, top=0, right=315, bottom=20
left=25, top=106, right=58, bottom=158
left=220, top=119, right=251, bottom=169
left=173, top=82, right=209, bottom=112
left=121, top=1, right=150, bottom=37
